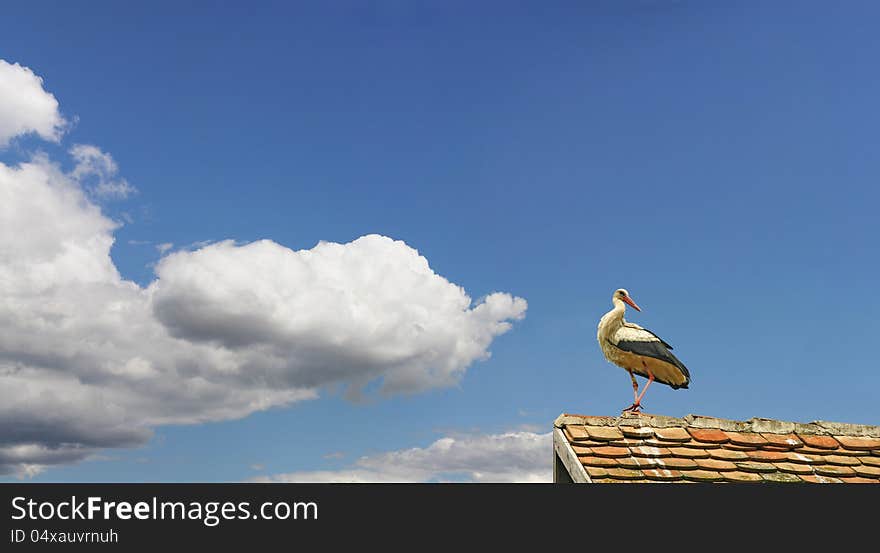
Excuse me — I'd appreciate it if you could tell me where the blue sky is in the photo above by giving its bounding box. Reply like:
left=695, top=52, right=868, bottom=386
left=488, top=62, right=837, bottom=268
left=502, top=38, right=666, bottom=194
left=1, top=1, right=878, bottom=482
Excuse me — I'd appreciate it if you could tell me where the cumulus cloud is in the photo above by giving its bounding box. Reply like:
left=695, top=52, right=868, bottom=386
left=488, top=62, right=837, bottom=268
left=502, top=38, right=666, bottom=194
left=151, top=236, right=527, bottom=395
left=0, top=135, right=526, bottom=477
left=0, top=60, right=66, bottom=146
left=69, top=144, right=136, bottom=199
left=252, top=431, right=552, bottom=483
left=0, top=58, right=527, bottom=477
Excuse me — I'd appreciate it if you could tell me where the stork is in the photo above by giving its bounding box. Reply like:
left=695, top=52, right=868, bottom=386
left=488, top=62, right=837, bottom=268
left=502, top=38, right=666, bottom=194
left=597, top=289, right=690, bottom=413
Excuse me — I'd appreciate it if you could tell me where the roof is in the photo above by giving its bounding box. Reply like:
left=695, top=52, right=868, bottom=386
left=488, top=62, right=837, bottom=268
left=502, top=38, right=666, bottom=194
left=553, top=412, right=880, bottom=483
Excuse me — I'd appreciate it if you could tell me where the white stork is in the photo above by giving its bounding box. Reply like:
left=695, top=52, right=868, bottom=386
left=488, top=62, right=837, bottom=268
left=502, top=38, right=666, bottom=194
left=597, top=289, right=690, bottom=412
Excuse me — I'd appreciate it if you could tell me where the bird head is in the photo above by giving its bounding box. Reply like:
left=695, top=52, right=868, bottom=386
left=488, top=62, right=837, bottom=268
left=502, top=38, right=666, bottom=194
left=614, top=288, right=641, bottom=311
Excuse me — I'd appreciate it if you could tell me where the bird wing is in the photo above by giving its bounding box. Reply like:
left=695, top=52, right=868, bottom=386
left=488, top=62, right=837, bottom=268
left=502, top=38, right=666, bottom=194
left=621, top=321, right=674, bottom=349
left=612, top=324, right=691, bottom=383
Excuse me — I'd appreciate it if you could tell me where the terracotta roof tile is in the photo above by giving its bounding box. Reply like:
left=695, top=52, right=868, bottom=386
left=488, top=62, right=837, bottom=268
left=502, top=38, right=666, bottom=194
left=682, top=470, right=724, bottom=482
left=725, top=444, right=759, bottom=451
left=797, top=434, right=839, bottom=449
left=604, top=468, right=644, bottom=480
left=726, top=431, right=770, bottom=447
left=760, top=433, right=804, bottom=449
left=630, top=445, right=672, bottom=458
left=582, top=455, right=625, bottom=468
left=761, top=472, right=803, bottom=483
left=589, top=445, right=632, bottom=458
left=853, top=465, right=880, bottom=478
left=822, top=454, right=861, bottom=466
left=696, top=458, right=738, bottom=471
left=708, top=449, right=750, bottom=461
left=774, top=462, right=814, bottom=475
left=839, top=476, right=880, bottom=484
left=564, top=427, right=590, bottom=442
left=666, top=447, right=710, bottom=459
left=785, top=451, right=821, bottom=464
left=800, top=474, right=843, bottom=484
left=813, top=465, right=856, bottom=477
left=722, top=471, right=764, bottom=482
left=620, top=426, right=654, bottom=439
left=654, top=457, right=699, bottom=470
left=653, top=427, right=691, bottom=442
left=834, top=436, right=880, bottom=450
left=746, top=450, right=789, bottom=462
left=735, top=461, right=778, bottom=473
left=642, top=468, right=683, bottom=481
left=687, top=428, right=730, bottom=444
left=555, top=413, right=880, bottom=484
left=586, top=426, right=625, bottom=441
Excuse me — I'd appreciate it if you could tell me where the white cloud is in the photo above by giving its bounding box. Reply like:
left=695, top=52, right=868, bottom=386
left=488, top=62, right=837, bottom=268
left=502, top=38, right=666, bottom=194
left=0, top=59, right=66, bottom=146
left=252, top=431, right=552, bottom=483
left=151, top=235, right=527, bottom=395
left=0, top=58, right=527, bottom=476
left=0, top=143, right=526, bottom=476
left=69, top=144, right=136, bottom=199
left=156, top=242, right=173, bottom=254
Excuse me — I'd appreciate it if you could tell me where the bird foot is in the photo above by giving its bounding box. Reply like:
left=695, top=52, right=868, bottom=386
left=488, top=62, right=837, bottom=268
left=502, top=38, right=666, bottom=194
left=622, top=402, right=644, bottom=414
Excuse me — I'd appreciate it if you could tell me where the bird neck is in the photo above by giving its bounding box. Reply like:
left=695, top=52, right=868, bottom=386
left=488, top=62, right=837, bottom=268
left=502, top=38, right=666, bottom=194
left=598, top=300, right=627, bottom=339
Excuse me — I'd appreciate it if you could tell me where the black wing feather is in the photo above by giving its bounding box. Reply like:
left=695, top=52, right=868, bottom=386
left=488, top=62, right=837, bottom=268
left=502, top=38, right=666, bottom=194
left=612, top=338, right=691, bottom=389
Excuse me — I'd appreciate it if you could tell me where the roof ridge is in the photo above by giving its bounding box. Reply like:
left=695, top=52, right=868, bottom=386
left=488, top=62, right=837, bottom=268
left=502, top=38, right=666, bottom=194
left=554, top=412, right=880, bottom=437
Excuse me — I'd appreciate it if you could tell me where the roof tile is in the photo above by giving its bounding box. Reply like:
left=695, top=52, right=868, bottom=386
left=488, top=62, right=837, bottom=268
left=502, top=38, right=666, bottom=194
left=734, top=461, right=778, bottom=473
left=760, top=433, right=804, bottom=449
left=605, top=468, right=644, bottom=480
left=746, top=450, right=790, bottom=462
left=834, top=436, right=880, bottom=451
left=682, top=470, right=724, bottom=482
left=687, top=428, right=730, bottom=444
left=722, top=471, right=764, bottom=482
left=696, top=458, right=738, bottom=471
left=557, top=413, right=880, bottom=484
left=726, top=432, right=770, bottom=447
left=590, top=446, right=633, bottom=458
left=796, top=434, right=839, bottom=449
left=709, top=449, right=749, bottom=461
left=774, top=462, right=814, bottom=475
left=822, top=454, right=861, bottom=467
left=564, top=426, right=590, bottom=441
left=813, top=465, right=856, bottom=477
left=839, top=476, right=880, bottom=484
left=761, top=472, right=803, bottom=483
left=630, top=445, right=672, bottom=458
left=642, top=468, right=683, bottom=481
left=580, top=456, right=620, bottom=468
left=725, top=444, right=759, bottom=451
left=586, top=426, right=625, bottom=441
left=620, top=426, right=654, bottom=439
left=617, top=456, right=659, bottom=470
left=852, top=465, right=880, bottom=478
left=785, top=451, right=821, bottom=464
left=666, top=447, right=710, bottom=459
left=654, top=457, right=699, bottom=470
left=653, top=427, right=691, bottom=442
left=800, top=474, right=843, bottom=484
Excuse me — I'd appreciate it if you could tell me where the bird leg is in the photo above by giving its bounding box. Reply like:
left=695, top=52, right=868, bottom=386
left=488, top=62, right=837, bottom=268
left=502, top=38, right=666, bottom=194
left=623, top=371, right=642, bottom=413
left=623, top=371, right=655, bottom=413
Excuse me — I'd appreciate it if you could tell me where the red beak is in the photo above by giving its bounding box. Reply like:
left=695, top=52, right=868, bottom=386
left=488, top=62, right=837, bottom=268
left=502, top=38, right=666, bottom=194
left=622, top=296, right=641, bottom=312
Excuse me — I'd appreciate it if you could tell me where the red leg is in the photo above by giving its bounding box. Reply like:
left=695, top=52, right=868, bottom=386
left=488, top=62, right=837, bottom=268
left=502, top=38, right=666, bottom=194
left=635, top=371, right=655, bottom=405
left=623, top=371, right=643, bottom=413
